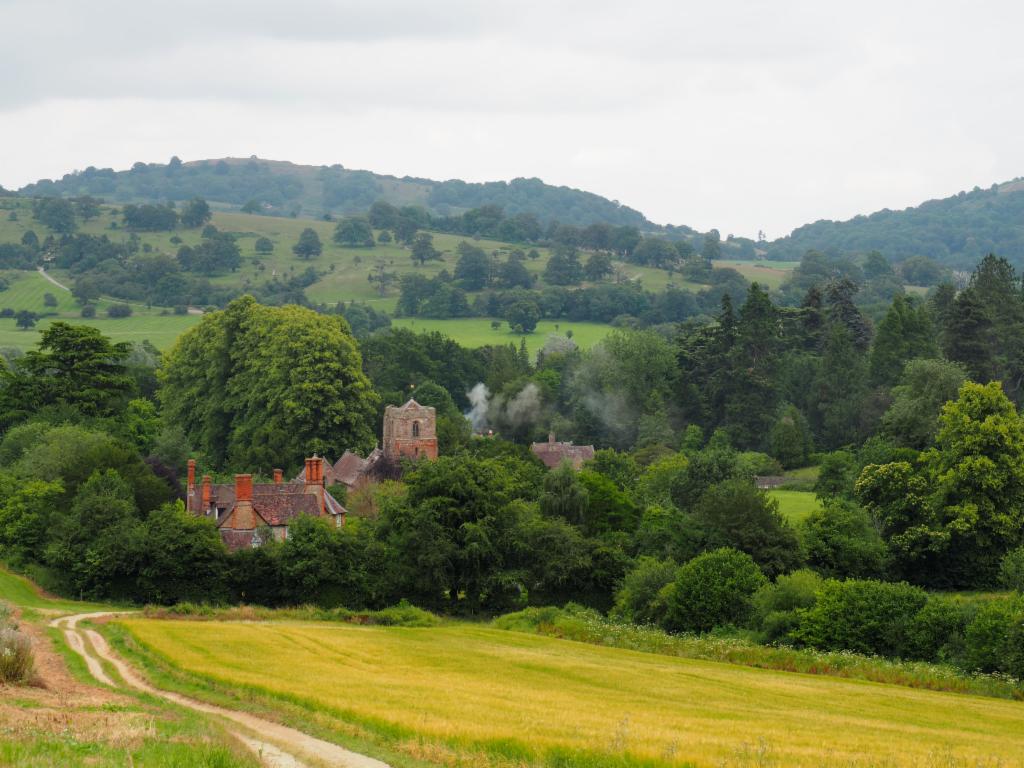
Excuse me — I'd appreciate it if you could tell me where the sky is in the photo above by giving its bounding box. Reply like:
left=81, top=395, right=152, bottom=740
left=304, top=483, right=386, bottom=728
left=1, top=0, right=1023, bottom=239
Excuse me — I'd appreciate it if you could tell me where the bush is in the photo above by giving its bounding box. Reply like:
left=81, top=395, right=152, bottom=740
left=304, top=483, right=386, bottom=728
left=752, top=569, right=822, bottom=643
left=963, top=597, right=1024, bottom=676
left=664, top=547, right=767, bottom=633
left=80, top=304, right=96, bottom=318
left=905, top=596, right=971, bottom=664
left=173, top=305, right=188, bottom=316
left=793, top=579, right=928, bottom=657
left=1000, top=546, right=1024, bottom=592
left=0, top=605, right=34, bottom=685
left=611, top=556, right=676, bottom=625
left=800, top=498, right=887, bottom=579
left=107, top=303, right=132, bottom=318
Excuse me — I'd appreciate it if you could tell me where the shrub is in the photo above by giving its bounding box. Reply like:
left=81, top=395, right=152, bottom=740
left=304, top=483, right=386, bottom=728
left=664, top=548, right=767, bottom=633
left=963, top=597, right=1024, bottom=676
left=611, top=556, right=676, bottom=625
left=80, top=304, right=96, bottom=318
left=752, top=569, right=822, bottom=643
left=0, top=605, right=34, bottom=685
left=800, top=498, right=887, bottom=579
left=905, top=596, right=971, bottom=664
left=793, top=579, right=928, bottom=657
left=173, top=305, right=188, bottom=316
left=1000, top=546, right=1024, bottom=592
left=107, top=303, right=132, bottom=318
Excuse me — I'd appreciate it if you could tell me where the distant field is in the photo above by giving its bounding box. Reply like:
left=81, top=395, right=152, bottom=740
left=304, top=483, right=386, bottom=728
left=768, top=489, right=821, bottom=524
left=123, top=618, right=1024, bottom=767
left=391, top=317, right=614, bottom=354
left=0, top=268, right=200, bottom=351
left=714, top=259, right=799, bottom=289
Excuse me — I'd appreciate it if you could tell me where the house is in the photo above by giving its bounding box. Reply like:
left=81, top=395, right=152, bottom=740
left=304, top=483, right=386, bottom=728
left=188, top=400, right=440, bottom=550
left=530, top=433, right=595, bottom=470
left=186, top=457, right=347, bottom=551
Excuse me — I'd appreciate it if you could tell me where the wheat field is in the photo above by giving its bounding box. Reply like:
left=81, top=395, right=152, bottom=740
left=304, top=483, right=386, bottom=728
left=121, top=619, right=1024, bottom=767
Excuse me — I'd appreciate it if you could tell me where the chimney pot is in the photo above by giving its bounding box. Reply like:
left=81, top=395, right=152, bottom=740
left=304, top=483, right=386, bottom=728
left=235, top=474, right=253, bottom=503
left=273, top=468, right=283, bottom=484
left=202, top=475, right=212, bottom=506
left=187, top=459, right=196, bottom=489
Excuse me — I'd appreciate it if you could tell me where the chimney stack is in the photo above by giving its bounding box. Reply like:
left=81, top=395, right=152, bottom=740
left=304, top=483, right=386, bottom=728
left=235, top=474, right=253, bottom=503
left=303, top=457, right=326, bottom=515
left=186, top=459, right=197, bottom=512
left=273, top=468, right=283, bottom=485
left=201, top=475, right=212, bottom=509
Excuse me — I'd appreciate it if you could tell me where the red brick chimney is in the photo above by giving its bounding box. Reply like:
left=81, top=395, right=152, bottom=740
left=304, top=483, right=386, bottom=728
left=303, top=457, right=325, bottom=515
left=233, top=474, right=256, bottom=529
left=186, top=459, right=196, bottom=511
left=273, top=468, right=283, bottom=484
left=236, top=474, right=253, bottom=502
left=201, top=475, right=212, bottom=510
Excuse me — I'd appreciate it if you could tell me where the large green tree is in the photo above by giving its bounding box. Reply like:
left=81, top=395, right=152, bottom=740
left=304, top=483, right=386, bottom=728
left=0, top=322, right=133, bottom=426
left=858, top=381, right=1024, bottom=587
left=159, top=296, right=379, bottom=470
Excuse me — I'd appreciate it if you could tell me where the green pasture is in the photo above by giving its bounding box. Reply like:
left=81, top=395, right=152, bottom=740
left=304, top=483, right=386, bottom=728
left=768, top=489, right=822, bottom=524
left=390, top=317, right=615, bottom=354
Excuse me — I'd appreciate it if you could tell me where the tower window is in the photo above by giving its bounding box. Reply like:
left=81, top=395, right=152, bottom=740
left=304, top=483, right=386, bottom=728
left=412, top=421, right=420, bottom=437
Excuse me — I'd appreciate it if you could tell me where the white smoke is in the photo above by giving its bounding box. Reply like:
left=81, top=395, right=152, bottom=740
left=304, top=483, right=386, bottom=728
left=466, top=382, right=491, bottom=431
left=466, top=381, right=544, bottom=433
left=505, top=383, right=542, bottom=428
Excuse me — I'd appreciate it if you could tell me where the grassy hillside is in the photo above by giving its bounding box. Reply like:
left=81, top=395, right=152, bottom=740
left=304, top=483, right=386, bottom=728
left=18, top=157, right=653, bottom=228
left=0, top=269, right=200, bottom=352
left=123, top=618, right=1024, bottom=768
left=0, top=199, right=794, bottom=352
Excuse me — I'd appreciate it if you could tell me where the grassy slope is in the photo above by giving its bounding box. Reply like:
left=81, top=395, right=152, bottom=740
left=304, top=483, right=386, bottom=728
left=0, top=201, right=799, bottom=351
left=0, top=566, right=111, bottom=614
left=767, top=489, right=821, bottom=525
left=122, top=618, right=1024, bottom=768
left=391, top=317, right=614, bottom=354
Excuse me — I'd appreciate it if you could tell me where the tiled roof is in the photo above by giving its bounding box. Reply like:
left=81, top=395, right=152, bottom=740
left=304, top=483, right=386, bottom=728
left=530, top=441, right=596, bottom=469
left=220, top=529, right=257, bottom=552
left=252, top=491, right=320, bottom=525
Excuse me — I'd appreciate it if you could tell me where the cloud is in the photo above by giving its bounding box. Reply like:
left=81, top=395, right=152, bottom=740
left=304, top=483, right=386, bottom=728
left=2, top=0, right=1024, bottom=236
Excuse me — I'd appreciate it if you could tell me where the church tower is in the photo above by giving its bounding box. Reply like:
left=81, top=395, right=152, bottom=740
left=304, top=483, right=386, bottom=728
left=382, top=399, right=438, bottom=460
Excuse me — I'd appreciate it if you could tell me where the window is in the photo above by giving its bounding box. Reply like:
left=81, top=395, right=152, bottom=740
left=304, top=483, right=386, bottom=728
left=412, top=421, right=420, bottom=437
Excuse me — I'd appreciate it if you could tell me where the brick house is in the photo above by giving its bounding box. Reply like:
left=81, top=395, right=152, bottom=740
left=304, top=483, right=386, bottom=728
left=186, top=457, right=347, bottom=551
left=188, top=400, right=439, bottom=549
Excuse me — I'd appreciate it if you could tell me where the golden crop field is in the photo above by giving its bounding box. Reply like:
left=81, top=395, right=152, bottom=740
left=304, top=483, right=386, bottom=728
left=122, top=619, right=1024, bottom=768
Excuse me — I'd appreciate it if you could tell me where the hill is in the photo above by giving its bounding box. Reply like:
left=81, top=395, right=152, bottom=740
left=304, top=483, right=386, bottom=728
left=768, top=178, right=1024, bottom=268
left=18, top=156, right=653, bottom=229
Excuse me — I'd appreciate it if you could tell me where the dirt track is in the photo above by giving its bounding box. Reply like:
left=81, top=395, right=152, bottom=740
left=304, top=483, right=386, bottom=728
left=50, top=612, right=390, bottom=768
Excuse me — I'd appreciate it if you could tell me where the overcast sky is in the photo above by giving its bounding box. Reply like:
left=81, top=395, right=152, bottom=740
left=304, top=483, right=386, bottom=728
left=1, top=0, right=1022, bottom=238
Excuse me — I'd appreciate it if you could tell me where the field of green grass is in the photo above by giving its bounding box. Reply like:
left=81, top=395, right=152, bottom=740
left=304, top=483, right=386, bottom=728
left=0, top=269, right=200, bottom=351
left=391, top=317, right=614, bottom=354
left=768, top=489, right=822, bottom=524
left=123, top=618, right=1024, bottom=768
left=0, top=565, right=111, bottom=614
left=713, top=259, right=799, bottom=289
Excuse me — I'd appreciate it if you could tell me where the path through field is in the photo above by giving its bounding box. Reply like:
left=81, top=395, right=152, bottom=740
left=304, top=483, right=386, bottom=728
left=36, top=265, right=70, bottom=291
left=50, top=612, right=390, bottom=768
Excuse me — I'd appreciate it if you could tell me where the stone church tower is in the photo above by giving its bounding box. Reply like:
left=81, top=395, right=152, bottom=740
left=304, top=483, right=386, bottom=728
left=382, top=399, right=438, bottom=460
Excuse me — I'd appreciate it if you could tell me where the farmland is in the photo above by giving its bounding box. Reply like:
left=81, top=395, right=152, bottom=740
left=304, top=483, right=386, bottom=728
left=0, top=199, right=800, bottom=352
left=122, top=618, right=1024, bottom=768
left=391, top=317, right=615, bottom=354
